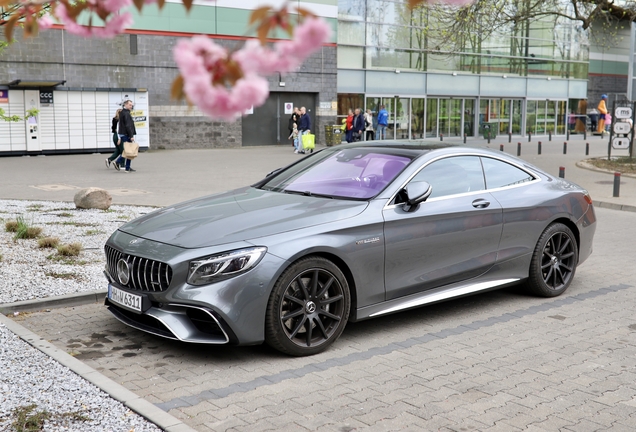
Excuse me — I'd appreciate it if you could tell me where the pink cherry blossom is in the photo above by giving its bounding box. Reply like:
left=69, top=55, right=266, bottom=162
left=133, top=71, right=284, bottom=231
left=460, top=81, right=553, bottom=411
left=55, top=4, right=133, bottom=38
left=100, top=0, right=133, bottom=14
left=37, top=16, right=54, bottom=30
left=173, top=36, right=270, bottom=121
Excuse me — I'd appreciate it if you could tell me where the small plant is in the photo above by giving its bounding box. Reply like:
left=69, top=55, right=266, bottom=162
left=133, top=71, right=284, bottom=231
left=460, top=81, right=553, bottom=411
left=27, top=204, right=43, bottom=211
left=57, top=212, right=74, bottom=218
left=84, top=229, right=104, bottom=236
left=57, top=242, right=83, bottom=257
left=38, top=237, right=60, bottom=248
left=12, top=404, right=51, bottom=432
left=5, top=220, right=18, bottom=232
left=11, top=404, right=90, bottom=431
left=45, top=271, right=79, bottom=280
left=0, top=254, right=3, bottom=262
left=11, top=216, right=43, bottom=240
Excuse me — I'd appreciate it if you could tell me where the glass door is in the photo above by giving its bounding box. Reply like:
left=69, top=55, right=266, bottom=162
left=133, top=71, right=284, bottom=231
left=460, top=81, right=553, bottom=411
left=412, top=98, right=425, bottom=139
left=526, top=101, right=537, bottom=135
left=382, top=97, right=395, bottom=140
left=511, top=100, right=522, bottom=134
left=450, top=99, right=462, bottom=137
left=396, top=98, right=410, bottom=139
left=463, top=99, right=475, bottom=137
left=426, top=99, right=438, bottom=138
left=439, top=99, right=449, bottom=137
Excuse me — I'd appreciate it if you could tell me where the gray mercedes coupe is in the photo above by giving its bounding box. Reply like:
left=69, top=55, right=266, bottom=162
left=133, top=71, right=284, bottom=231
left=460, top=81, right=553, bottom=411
left=104, top=142, right=596, bottom=356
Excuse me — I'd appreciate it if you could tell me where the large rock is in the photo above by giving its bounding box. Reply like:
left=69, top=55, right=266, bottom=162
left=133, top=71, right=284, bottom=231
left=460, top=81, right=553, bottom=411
left=74, top=187, right=112, bottom=210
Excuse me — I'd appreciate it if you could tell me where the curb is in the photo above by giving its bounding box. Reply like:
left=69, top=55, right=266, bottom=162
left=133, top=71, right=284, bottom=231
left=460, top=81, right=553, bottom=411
left=593, top=200, right=636, bottom=213
left=0, top=290, right=108, bottom=315
left=0, top=304, right=198, bottom=432
left=576, top=159, right=636, bottom=179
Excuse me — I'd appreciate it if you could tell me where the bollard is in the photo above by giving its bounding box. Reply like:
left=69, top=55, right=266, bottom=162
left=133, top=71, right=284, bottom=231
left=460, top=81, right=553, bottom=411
left=566, top=129, right=570, bottom=140
left=508, top=132, right=512, bottom=143
left=548, top=131, right=552, bottom=141
left=487, top=135, right=491, bottom=144
left=563, top=141, right=567, bottom=154
left=517, top=142, right=521, bottom=156
left=538, top=141, right=542, bottom=155
left=500, top=144, right=504, bottom=152
left=613, top=172, right=621, bottom=197
left=464, top=133, right=467, bottom=144
left=528, top=132, right=531, bottom=142
left=559, top=166, right=565, bottom=178
left=440, top=133, right=443, bottom=141
left=584, top=129, right=587, bottom=140
left=586, top=142, right=589, bottom=156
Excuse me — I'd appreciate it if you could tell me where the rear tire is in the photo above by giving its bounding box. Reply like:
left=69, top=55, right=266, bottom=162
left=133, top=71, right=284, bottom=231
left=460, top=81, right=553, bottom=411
left=525, top=223, right=578, bottom=297
left=265, top=256, right=350, bottom=356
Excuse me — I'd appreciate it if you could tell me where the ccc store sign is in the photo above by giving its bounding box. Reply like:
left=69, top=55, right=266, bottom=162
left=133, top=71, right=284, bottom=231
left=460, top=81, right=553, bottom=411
left=39, top=91, right=54, bottom=105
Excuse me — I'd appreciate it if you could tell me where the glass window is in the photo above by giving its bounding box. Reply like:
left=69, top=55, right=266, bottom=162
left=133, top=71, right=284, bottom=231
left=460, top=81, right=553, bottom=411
left=338, top=21, right=366, bottom=45
left=481, top=157, right=534, bottom=189
left=412, top=156, right=485, bottom=199
left=338, top=0, right=366, bottom=20
left=337, top=46, right=364, bottom=69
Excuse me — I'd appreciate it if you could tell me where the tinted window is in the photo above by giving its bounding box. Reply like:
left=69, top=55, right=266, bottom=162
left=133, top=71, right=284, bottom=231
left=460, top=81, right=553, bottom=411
left=481, top=157, right=534, bottom=189
left=411, top=156, right=485, bottom=199
left=261, top=148, right=412, bottom=199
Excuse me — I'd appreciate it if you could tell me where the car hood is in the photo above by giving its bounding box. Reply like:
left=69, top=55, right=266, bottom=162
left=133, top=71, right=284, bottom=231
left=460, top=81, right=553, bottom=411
left=118, top=187, right=369, bottom=248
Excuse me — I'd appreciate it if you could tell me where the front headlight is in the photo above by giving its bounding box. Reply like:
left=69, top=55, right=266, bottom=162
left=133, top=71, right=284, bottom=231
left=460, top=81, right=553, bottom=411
left=187, top=247, right=267, bottom=286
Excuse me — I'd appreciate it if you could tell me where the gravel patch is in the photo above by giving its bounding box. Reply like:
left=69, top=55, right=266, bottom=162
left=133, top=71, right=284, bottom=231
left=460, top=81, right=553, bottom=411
left=0, top=199, right=157, bottom=304
left=0, top=200, right=164, bottom=431
left=0, top=323, right=162, bottom=432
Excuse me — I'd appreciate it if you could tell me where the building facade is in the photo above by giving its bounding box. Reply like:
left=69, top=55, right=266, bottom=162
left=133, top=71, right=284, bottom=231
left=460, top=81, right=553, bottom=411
left=336, top=0, right=591, bottom=139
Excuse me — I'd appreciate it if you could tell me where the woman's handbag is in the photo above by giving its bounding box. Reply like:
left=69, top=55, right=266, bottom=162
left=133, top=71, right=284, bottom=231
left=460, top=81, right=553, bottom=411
left=122, top=141, right=139, bottom=159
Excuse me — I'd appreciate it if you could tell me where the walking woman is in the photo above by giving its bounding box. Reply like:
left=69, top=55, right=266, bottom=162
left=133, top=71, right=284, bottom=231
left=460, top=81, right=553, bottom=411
left=105, top=109, right=123, bottom=169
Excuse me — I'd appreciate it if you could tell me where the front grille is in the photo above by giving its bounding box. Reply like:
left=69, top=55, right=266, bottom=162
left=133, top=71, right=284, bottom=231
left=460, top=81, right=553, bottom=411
left=105, top=245, right=173, bottom=292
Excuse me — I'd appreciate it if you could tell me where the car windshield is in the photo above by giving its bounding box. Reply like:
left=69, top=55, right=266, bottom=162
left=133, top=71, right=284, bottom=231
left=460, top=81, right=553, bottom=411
left=259, top=148, right=413, bottom=199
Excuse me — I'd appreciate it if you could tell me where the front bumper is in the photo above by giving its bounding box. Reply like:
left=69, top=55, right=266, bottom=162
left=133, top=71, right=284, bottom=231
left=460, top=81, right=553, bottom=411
left=104, top=230, right=288, bottom=345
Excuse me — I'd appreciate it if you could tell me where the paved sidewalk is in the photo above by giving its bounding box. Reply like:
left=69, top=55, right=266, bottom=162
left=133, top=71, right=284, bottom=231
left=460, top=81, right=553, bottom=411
left=0, top=135, right=634, bottom=210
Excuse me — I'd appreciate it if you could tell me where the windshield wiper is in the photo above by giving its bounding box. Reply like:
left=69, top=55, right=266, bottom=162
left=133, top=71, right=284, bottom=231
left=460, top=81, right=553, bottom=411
left=283, top=190, right=334, bottom=199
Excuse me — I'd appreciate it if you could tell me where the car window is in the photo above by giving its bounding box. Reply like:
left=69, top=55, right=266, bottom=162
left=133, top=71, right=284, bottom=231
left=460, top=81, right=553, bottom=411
left=481, top=157, right=534, bottom=189
left=410, top=156, right=485, bottom=199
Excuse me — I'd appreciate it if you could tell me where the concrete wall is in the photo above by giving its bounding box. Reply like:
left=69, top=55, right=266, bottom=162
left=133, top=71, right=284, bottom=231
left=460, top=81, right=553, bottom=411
left=1, top=28, right=337, bottom=149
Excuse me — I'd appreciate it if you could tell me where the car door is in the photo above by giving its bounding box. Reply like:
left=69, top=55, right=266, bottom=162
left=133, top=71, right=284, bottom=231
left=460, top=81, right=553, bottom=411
left=382, top=155, right=504, bottom=300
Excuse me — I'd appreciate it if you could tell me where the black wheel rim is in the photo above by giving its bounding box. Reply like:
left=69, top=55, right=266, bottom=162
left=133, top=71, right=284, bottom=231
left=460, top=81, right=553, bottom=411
left=279, top=268, right=345, bottom=349
left=541, top=232, right=576, bottom=290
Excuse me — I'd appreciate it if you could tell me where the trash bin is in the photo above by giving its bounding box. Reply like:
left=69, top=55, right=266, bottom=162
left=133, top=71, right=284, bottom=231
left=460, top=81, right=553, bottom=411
left=325, top=125, right=342, bottom=146
left=481, top=123, right=497, bottom=140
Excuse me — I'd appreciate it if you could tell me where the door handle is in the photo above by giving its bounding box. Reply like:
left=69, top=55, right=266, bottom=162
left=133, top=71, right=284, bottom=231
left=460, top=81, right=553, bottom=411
left=472, top=199, right=490, bottom=209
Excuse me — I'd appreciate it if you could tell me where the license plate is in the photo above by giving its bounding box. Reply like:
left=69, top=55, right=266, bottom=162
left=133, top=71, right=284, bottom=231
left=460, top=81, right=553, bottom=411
left=108, top=285, right=143, bottom=313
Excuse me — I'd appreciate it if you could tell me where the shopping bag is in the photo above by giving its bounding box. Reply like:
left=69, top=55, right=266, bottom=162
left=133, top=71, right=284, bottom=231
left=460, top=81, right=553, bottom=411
left=301, top=133, right=315, bottom=150
left=122, top=141, right=139, bottom=159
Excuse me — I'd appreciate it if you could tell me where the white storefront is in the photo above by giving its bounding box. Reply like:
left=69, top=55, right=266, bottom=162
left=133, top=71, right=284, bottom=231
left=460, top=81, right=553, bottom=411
left=0, top=86, right=149, bottom=155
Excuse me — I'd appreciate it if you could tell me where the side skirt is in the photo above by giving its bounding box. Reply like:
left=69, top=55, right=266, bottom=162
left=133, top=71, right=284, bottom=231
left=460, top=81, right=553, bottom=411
left=355, top=278, right=520, bottom=321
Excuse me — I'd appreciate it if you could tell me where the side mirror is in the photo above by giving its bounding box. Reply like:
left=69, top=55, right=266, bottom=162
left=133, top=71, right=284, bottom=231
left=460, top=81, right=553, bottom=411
left=403, top=181, right=432, bottom=212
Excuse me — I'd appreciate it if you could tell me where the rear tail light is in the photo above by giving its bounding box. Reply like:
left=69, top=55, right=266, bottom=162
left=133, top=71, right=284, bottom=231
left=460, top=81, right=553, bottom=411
left=584, top=193, right=593, bottom=205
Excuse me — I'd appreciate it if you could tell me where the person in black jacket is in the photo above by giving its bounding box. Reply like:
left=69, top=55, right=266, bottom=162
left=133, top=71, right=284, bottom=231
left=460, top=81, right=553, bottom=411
left=352, top=108, right=365, bottom=142
left=115, top=100, right=137, bottom=172
left=105, top=109, right=123, bottom=169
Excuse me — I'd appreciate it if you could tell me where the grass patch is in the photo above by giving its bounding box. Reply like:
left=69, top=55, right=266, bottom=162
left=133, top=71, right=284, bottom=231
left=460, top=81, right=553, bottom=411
left=7, top=216, right=43, bottom=240
left=84, top=229, right=105, bottom=236
left=46, top=254, right=91, bottom=265
left=38, top=237, right=60, bottom=248
left=11, top=404, right=90, bottom=431
left=57, top=242, right=83, bottom=257
left=57, top=212, right=74, bottom=218
left=45, top=271, right=80, bottom=280
left=12, top=404, right=51, bottom=432
left=586, top=156, right=636, bottom=175
left=26, top=204, right=44, bottom=211
left=45, top=221, right=98, bottom=227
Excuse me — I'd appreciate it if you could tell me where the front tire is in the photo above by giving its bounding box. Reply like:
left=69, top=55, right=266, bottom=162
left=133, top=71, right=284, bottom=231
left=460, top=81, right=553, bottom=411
left=525, top=223, right=578, bottom=297
left=265, top=257, right=351, bottom=356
